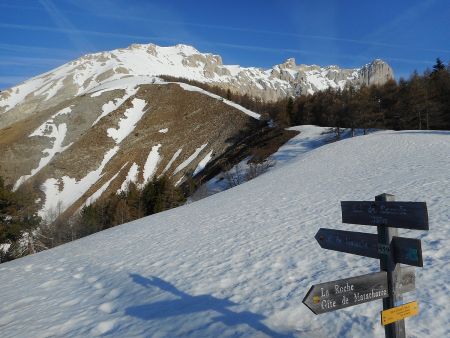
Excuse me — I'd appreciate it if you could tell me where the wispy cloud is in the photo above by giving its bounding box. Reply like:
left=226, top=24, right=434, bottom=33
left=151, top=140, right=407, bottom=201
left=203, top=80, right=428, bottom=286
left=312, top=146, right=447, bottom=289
left=0, top=2, right=41, bottom=11
left=0, top=23, right=179, bottom=43
left=0, top=43, right=77, bottom=57
left=38, top=0, right=93, bottom=52
left=0, top=56, right=68, bottom=67
left=64, top=0, right=195, bottom=46
left=360, top=0, right=446, bottom=57
left=51, top=5, right=450, bottom=55
left=364, top=0, right=439, bottom=41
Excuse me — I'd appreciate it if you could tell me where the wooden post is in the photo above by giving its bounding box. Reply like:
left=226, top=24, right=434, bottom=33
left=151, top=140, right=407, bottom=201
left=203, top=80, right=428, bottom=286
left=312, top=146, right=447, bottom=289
left=376, top=193, right=406, bottom=338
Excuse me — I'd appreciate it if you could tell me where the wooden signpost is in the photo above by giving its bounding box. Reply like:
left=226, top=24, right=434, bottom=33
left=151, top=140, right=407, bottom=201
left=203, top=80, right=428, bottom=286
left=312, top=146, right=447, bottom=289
left=303, top=194, right=429, bottom=338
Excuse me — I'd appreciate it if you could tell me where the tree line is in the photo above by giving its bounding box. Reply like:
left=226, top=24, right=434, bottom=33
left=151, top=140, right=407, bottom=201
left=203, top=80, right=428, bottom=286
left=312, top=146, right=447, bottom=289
left=163, top=58, right=450, bottom=131
left=287, top=59, right=450, bottom=132
left=0, top=175, right=186, bottom=263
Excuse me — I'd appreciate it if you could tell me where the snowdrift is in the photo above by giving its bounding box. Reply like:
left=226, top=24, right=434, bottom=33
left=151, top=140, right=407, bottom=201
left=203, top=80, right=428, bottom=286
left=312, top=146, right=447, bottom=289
left=0, top=130, right=449, bottom=337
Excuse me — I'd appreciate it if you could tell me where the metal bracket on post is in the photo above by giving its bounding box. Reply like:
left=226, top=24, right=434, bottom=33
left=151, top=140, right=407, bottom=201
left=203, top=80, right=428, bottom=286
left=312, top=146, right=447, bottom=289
left=376, top=193, right=406, bottom=338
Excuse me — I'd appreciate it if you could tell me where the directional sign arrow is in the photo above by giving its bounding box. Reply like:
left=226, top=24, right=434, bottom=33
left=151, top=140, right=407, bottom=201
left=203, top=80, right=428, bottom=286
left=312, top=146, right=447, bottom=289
left=303, top=271, right=388, bottom=315
left=315, top=228, right=379, bottom=259
left=341, top=201, right=429, bottom=230
left=315, top=228, right=424, bottom=267
left=303, top=268, right=415, bottom=315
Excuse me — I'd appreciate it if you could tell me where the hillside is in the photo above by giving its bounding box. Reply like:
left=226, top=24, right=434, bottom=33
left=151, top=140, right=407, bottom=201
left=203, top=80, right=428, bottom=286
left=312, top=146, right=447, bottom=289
left=0, top=130, right=448, bottom=337
left=0, top=78, right=267, bottom=219
left=0, top=43, right=394, bottom=220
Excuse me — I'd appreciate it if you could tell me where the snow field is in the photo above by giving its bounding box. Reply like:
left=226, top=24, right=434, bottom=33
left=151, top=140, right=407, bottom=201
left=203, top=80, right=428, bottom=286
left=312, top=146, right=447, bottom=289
left=0, top=130, right=448, bottom=337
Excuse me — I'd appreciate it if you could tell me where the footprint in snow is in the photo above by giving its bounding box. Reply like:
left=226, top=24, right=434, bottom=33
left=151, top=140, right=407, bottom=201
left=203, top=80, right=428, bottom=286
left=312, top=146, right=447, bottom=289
left=106, top=288, right=122, bottom=300
left=99, top=302, right=117, bottom=314
left=91, top=319, right=117, bottom=336
left=61, top=298, right=81, bottom=307
left=93, top=282, right=104, bottom=290
left=87, top=277, right=98, bottom=284
left=40, top=280, right=59, bottom=288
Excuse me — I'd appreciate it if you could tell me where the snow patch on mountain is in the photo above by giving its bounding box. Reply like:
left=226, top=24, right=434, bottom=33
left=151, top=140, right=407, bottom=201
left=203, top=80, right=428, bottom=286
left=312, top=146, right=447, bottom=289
left=161, top=148, right=182, bottom=176
left=85, top=164, right=127, bottom=206
left=14, top=123, right=71, bottom=191
left=13, top=107, right=75, bottom=190
left=118, top=163, right=140, bottom=193
left=92, top=86, right=138, bottom=126
left=193, top=149, right=214, bottom=176
left=39, top=146, right=119, bottom=218
left=177, top=83, right=261, bottom=120
left=173, top=144, right=208, bottom=175
left=141, top=144, right=162, bottom=186
left=107, top=98, right=147, bottom=144
left=0, top=78, right=46, bottom=111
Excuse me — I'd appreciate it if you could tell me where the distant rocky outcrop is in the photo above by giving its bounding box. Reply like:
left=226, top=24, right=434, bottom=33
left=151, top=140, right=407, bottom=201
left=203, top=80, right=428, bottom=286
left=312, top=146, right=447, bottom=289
left=357, top=59, right=394, bottom=86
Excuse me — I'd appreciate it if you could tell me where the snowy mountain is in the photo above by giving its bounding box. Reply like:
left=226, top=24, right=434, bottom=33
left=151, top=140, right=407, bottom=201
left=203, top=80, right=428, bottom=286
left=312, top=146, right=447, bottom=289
left=0, top=129, right=448, bottom=337
left=0, top=43, right=394, bottom=220
left=0, top=43, right=393, bottom=128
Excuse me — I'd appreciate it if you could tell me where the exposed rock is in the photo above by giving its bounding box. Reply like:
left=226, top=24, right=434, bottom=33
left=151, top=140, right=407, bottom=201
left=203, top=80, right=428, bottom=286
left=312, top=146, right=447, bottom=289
left=358, top=59, right=394, bottom=86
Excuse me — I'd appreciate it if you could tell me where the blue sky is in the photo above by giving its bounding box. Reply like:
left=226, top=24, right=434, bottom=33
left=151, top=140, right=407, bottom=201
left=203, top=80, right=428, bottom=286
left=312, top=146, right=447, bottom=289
left=1, top=0, right=449, bottom=89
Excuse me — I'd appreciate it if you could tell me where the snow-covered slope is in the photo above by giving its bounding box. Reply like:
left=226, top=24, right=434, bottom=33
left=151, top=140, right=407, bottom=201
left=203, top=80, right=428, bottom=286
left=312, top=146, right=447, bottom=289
left=0, top=130, right=448, bottom=337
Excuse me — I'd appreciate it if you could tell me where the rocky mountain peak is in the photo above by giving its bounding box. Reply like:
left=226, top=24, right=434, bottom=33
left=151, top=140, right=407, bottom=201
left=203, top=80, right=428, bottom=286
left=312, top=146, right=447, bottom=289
left=358, top=59, right=394, bottom=86
left=280, top=58, right=297, bottom=69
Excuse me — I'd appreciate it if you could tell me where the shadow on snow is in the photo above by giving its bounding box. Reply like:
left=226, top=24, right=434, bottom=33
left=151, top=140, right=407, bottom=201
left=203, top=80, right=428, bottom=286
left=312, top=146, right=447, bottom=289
left=125, top=273, right=293, bottom=338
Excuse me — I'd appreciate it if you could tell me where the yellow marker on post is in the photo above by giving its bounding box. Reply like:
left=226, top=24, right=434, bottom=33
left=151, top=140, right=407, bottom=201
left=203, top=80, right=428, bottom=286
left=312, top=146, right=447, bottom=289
left=381, top=301, right=419, bottom=326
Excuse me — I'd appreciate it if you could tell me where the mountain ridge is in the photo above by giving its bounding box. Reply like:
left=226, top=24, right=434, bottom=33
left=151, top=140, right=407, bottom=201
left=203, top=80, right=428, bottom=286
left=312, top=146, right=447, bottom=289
left=0, top=43, right=393, bottom=128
